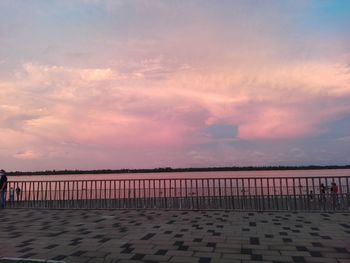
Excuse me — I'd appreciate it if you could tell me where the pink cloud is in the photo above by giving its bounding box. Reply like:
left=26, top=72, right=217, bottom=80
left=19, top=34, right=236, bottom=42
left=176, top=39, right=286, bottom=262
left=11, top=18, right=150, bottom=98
left=13, top=150, right=41, bottom=160
left=1, top=58, right=350, bottom=169
left=237, top=108, right=319, bottom=140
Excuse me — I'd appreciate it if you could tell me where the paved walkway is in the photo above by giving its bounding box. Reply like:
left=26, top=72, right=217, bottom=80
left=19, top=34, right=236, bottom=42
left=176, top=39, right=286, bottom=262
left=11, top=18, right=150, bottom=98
left=0, top=209, right=350, bottom=263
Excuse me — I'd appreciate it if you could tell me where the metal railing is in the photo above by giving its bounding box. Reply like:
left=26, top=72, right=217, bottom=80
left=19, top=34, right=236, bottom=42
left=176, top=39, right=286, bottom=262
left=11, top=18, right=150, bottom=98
left=5, top=175, right=350, bottom=211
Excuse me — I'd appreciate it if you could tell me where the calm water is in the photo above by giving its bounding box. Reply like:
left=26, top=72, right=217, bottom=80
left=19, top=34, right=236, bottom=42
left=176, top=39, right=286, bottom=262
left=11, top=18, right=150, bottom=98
left=10, top=169, right=350, bottom=181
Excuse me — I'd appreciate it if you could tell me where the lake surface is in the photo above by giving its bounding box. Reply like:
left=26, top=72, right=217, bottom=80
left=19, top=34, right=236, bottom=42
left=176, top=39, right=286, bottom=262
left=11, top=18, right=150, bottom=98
left=10, top=168, right=350, bottom=181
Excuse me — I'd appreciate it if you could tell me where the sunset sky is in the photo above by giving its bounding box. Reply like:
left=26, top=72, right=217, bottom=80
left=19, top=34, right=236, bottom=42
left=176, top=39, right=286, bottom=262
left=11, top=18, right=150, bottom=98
left=1, top=0, right=350, bottom=171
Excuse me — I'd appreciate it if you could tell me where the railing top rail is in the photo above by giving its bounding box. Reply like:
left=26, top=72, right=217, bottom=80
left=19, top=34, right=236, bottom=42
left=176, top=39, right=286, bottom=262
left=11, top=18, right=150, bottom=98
left=8, top=175, right=350, bottom=183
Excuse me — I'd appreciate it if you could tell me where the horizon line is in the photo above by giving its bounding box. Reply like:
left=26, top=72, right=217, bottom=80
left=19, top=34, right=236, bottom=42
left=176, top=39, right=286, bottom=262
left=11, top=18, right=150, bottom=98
left=8, top=164, right=350, bottom=175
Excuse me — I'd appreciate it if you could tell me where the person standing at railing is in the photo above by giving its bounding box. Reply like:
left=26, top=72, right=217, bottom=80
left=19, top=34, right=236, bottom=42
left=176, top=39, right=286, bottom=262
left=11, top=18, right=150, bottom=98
left=0, top=169, right=8, bottom=209
left=16, top=187, right=21, bottom=201
left=308, top=190, right=314, bottom=201
left=9, top=187, right=15, bottom=207
left=319, top=183, right=327, bottom=209
left=330, top=182, right=339, bottom=209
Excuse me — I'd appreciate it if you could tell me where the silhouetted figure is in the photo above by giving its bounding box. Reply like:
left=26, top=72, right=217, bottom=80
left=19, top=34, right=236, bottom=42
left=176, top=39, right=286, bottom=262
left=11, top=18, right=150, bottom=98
left=319, top=183, right=326, bottom=209
left=330, top=182, right=339, bottom=209
left=0, top=169, right=8, bottom=208
left=309, top=190, right=314, bottom=201
left=16, top=187, right=21, bottom=200
left=9, top=187, right=14, bottom=207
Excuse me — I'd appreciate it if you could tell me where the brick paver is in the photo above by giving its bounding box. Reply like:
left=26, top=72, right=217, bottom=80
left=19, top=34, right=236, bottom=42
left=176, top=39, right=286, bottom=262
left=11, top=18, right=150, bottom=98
left=0, top=209, right=350, bottom=263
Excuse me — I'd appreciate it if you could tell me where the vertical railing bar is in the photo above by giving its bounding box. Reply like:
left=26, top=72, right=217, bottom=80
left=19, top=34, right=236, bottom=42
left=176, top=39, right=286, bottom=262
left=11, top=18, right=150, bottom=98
left=33, top=181, right=39, bottom=206
left=128, top=180, right=131, bottom=208
left=147, top=179, right=150, bottom=209
left=241, top=178, right=245, bottom=209
left=41, top=181, right=44, bottom=206
left=338, top=176, right=342, bottom=209
left=248, top=178, right=251, bottom=209
left=229, top=178, right=234, bottom=210
left=206, top=179, right=210, bottom=209
left=306, top=177, right=309, bottom=209
left=325, top=177, right=328, bottom=210
left=173, top=179, right=176, bottom=208
left=67, top=181, right=71, bottom=208
left=44, top=181, right=48, bottom=207
left=34, top=182, right=38, bottom=205
left=346, top=177, right=350, bottom=208
left=33, top=181, right=36, bottom=204
left=144, top=180, right=147, bottom=209
left=84, top=181, right=87, bottom=207
left=190, top=179, right=194, bottom=209
left=88, top=181, right=92, bottom=208
left=53, top=181, right=57, bottom=207
left=139, top=180, right=142, bottom=209
left=78, top=180, right=81, bottom=207
left=72, top=180, right=75, bottom=208
left=28, top=181, right=32, bottom=205
left=133, top=180, right=136, bottom=207
left=262, top=178, right=265, bottom=210
left=49, top=182, right=53, bottom=203
left=29, top=181, right=33, bottom=207
left=199, top=179, right=203, bottom=209
left=63, top=181, right=66, bottom=205
left=114, top=180, right=117, bottom=208
left=279, top=178, right=282, bottom=210
left=153, top=180, right=156, bottom=209
left=144, top=179, right=147, bottom=209
left=185, top=179, right=188, bottom=208
left=254, top=178, right=257, bottom=210
left=286, top=178, right=289, bottom=210
left=104, top=180, right=107, bottom=208
left=292, top=178, right=296, bottom=210
left=236, top=179, right=239, bottom=209
left=37, top=182, right=41, bottom=205
left=122, top=180, right=125, bottom=208
left=99, top=181, right=102, bottom=204
left=163, top=179, right=167, bottom=209
left=119, top=180, right=122, bottom=208
left=195, top=179, right=199, bottom=209
left=319, top=177, right=323, bottom=210
left=222, top=178, right=226, bottom=209
left=108, top=180, right=111, bottom=207
left=298, top=177, right=302, bottom=210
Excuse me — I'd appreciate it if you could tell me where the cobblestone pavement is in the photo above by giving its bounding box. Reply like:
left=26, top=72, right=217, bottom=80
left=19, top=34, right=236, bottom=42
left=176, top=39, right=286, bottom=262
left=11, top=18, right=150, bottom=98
left=0, top=209, right=350, bottom=263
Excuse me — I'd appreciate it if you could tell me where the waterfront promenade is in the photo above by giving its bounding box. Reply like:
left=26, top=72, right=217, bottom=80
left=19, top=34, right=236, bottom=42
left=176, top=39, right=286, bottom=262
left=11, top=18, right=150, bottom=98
left=0, top=209, right=350, bottom=263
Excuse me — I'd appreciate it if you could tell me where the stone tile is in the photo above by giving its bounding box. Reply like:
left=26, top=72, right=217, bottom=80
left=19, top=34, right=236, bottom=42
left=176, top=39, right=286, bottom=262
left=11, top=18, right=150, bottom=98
left=194, top=252, right=221, bottom=258
left=1, top=209, right=350, bottom=263
left=143, top=254, right=171, bottom=261
left=211, top=259, right=240, bottom=263
left=170, top=256, right=200, bottom=262
left=222, top=253, right=251, bottom=260
left=64, top=256, right=92, bottom=263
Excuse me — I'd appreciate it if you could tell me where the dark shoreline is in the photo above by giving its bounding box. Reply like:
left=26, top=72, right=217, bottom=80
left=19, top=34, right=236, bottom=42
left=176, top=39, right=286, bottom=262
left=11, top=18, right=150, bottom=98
left=8, top=165, right=350, bottom=176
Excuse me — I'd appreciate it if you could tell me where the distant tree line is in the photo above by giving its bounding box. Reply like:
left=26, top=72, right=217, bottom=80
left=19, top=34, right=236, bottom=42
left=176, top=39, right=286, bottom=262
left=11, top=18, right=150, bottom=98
left=7, top=165, right=350, bottom=176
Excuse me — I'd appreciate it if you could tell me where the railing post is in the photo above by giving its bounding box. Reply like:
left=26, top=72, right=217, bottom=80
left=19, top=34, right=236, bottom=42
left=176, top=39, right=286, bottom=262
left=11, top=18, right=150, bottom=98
left=242, top=178, right=245, bottom=209
left=346, top=177, right=350, bottom=208
left=165, top=179, right=168, bottom=209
